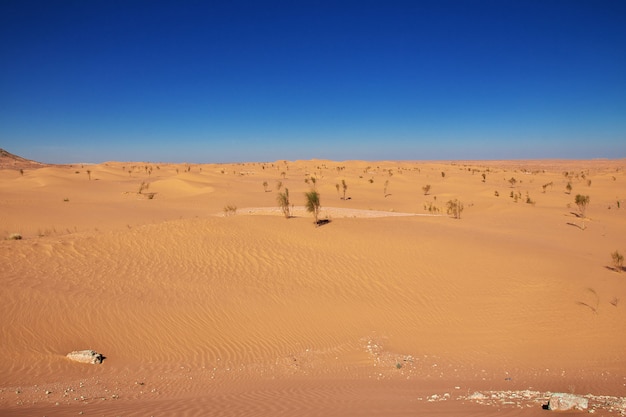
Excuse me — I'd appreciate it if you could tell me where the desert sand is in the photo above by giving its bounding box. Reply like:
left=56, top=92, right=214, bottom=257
left=1, top=154, right=625, bottom=416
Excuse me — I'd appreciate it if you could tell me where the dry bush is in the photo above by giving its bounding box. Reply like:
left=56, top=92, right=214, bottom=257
left=611, top=250, right=624, bottom=272
left=446, top=199, right=464, bottom=219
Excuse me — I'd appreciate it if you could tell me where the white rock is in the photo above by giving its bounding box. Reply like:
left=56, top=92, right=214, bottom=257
left=66, top=350, right=103, bottom=364
left=468, top=392, right=487, bottom=400
left=548, top=393, right=588, bottom=411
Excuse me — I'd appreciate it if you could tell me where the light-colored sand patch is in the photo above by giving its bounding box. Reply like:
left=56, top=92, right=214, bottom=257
left=219, top=206, right=444, bottom=218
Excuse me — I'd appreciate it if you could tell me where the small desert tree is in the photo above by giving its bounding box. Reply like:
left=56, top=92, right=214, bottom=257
left=422, top=184, right=431, bottom=195
left=575, top=194, right=590, bottom=218
left=305, top=190, right=321, bottom=226
left=277, top=188, right=291, bottom=219
left=341, top=179, right=347, bottom=200
left=611, top=250, right=624, bottom=272
left=446, top=199, right=464, bottom=219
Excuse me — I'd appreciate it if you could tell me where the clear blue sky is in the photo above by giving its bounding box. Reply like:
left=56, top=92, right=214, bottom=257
left=1, top=1, right=625, bottom=163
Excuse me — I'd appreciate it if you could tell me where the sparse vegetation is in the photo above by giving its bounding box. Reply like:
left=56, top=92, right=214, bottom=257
left=575, top=194, right=590, bottom=218
left=422, top=184, right=431, bottom=195
left=277, top=188, right=291, bottom=219
left=508, top=177, right=517, bottom=187
left=138, top=181, right=149, bottom=194
left=446, top=199, right=464, bottom=219
left=262, top=181, right=269, bottom=192
left=611, top=250, right=624, bottom=272
left=494, top=190, right=499, bottom=197
left=566, top=182, right=572, bottom=194
left=384, top=180, right=390, bottom=197
left=341, top=179, right=348, bottom=200
left=223, top=205, right=237, bottom=216
left=423, top=202, right=440, bottom=213
left=542, top=182, right=553, bottom=193
left=305, top=190, right=321, bottom=226
left=510, top=190, right=521, bottom=202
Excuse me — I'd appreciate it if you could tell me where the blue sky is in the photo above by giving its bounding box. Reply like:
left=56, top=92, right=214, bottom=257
left=1, top=1, right=625, bottom=163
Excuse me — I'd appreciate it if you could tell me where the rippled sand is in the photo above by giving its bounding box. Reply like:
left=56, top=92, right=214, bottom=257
left=1, top=159, right=625, bottom=416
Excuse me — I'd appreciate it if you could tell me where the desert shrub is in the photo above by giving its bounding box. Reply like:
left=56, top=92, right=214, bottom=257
left=422, top=184, right=431, bottom=195
left=611, top=250, right=624, bottom=272
left=566, top=182, right=572, bottom=194
left=304, top=190, right=321, bottom=226
left=424, top=202, right=440, bottom=213
left=494, top=190, right=499, bottom=197
left=138, top=182, right=149, bottom=194
left=575, top=194, right=590, bottom=218
left=277, top=188, right=291, bottom=219
left=342, top=179, right=348, bottom=200
left=368, top=178, right=374, bottom=184
left=262, top=181, right=269, bottom=192
left=223, top=205, right=237, bottom=216
left=508, top=177, right=517, bottom=187
left=446, top=199, right=464, bottom=219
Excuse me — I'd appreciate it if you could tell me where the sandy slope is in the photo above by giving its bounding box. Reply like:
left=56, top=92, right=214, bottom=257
left=1, top=159, right=625, bottom=416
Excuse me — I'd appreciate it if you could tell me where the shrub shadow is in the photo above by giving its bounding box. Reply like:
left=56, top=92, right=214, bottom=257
left=316, top=219, right=332, bottom=227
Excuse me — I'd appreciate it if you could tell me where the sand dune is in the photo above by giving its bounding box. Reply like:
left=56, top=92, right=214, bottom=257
left=1, top=159, right=625, bottom=415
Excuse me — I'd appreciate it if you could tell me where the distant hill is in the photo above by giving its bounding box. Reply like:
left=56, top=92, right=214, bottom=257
left=0, top=149, right=48, bottom=169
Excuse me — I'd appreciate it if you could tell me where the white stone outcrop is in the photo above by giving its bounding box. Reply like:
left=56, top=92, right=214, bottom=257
left=548, top=393, right=588, bottom=411
left=66, top=350, right=104, bottom=364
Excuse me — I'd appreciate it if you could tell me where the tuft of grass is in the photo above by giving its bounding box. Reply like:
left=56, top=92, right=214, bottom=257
left=223, top=205, right=237, bottom=216
left=611, top=250, right=624, bottom=272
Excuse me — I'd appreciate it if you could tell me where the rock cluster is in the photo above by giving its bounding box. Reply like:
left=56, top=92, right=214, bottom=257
left=66, top=350, right=104, bottom=364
